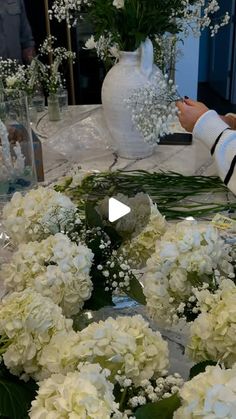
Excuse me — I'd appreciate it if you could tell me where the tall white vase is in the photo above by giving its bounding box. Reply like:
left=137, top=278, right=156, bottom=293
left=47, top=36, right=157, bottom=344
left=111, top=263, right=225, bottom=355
left=102, top=38, right=162, bottom=159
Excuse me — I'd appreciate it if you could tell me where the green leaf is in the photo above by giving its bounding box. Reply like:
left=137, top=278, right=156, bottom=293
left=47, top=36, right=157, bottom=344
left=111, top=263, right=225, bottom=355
left=135, top=394, right=181, bottom=419
left=189, top=361, right=217, bottom=379
left=124, top=274, right=146, bottom=305
left=84, top=267, right=114, bottom=311
left=85, top=201, right=103, bottom=228
left=0, top=377, right=36, bottom=419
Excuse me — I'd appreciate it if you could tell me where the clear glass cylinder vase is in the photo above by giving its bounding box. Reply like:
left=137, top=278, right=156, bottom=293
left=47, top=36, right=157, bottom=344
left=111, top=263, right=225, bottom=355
left=48, top=94, right=61, bottom=121
left=0, top=93, right=37, bottom=200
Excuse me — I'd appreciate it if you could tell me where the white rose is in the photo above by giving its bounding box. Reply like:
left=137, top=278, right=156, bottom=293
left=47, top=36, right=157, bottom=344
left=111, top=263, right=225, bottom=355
left=113, top=0, right=124, bottom=9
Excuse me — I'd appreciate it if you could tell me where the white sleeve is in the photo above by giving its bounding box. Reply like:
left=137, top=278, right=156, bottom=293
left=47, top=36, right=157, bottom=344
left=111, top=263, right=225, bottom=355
left=193, top=110, right=236, bottom=195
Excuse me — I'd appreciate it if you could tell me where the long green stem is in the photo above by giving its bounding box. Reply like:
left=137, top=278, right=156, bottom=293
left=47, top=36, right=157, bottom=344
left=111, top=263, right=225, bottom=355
left=57, top=170, right=236, bottom=219
left=119, top=387, right=128, bottom=412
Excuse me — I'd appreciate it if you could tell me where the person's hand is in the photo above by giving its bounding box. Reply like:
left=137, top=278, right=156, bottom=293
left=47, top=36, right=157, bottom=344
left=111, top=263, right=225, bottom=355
left=220, top=114, right=236, bottom=129
left=22, top=47, right=36, bottom=64
left=176, top=98, right=209, bottom=132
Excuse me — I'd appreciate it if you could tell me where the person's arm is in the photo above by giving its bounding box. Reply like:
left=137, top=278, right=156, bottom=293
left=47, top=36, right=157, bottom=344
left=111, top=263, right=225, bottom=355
left=19, top=0, right=35, bottom=63
left=176, top=99, right=236, bottom=195
left=193, top=110, right=236, bottom=195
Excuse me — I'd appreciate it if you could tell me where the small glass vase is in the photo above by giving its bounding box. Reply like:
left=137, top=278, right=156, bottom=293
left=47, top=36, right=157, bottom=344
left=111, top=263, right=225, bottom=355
left=48, top=94, right=61, bottom=121
left=58, top=88, right=68, bottom=113
left=0, top=93, right=37, bottom=199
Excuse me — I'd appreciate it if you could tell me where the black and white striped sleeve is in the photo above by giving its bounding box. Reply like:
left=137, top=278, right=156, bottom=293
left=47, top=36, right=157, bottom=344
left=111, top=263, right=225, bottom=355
left=193, top=110, right=236, bottom=195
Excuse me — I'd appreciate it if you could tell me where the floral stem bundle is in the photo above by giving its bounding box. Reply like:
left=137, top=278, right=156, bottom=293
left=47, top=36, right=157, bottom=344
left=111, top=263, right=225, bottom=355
left=56, top=169, right=234, bottom=219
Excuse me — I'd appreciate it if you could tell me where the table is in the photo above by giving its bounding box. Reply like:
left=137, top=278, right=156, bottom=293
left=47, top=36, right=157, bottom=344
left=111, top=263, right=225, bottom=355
left=35, top=105, right=218, bottom=184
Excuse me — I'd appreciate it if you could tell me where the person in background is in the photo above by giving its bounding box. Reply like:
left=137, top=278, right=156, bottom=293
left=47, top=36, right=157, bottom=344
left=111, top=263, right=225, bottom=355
left=176, top=98, right=236, bottom=195
left=0, top=0, right=35, bottom=63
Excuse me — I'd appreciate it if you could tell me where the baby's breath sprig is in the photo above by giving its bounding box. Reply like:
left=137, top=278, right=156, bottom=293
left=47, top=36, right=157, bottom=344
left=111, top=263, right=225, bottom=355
left=126, top=74, right=180, bottom=144
left=114, top=372, right=184, bottom=414
left=37, top=36, right=75, bottom=95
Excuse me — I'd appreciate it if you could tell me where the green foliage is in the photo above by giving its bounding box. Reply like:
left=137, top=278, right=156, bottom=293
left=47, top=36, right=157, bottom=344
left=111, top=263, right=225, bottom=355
left=62, top=170, right=234, bottom=220
left=0, top=362, right=37, bottom=419
left=86, top=0, right=200, bottom=50
left=125, top=274, right=146, bottom=305
left=189, top=361, right=217, bottom=380
left=134, top=393, right=181, bottom=419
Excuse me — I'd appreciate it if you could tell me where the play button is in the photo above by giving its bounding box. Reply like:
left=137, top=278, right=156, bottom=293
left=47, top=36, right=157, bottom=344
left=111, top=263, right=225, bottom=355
left=108, top=197, right=131, bottom=222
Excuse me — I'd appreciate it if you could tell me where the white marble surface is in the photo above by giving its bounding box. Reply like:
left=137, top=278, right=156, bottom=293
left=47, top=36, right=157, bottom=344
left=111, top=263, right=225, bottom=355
left=35, top=105, right=218, bottom=184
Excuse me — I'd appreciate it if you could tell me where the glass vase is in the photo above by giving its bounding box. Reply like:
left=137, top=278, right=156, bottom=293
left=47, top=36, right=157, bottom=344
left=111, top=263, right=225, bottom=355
left=48, top=94, right=61, bottom=121
left=0, top=93, right=37, bottom=200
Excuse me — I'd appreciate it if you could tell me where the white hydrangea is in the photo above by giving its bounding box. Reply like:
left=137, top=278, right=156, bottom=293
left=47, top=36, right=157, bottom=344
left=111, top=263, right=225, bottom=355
left=0, top=289, right=72, bottom=379
left=37, top=330, right=81, bottom=380
left=187, top=280, right=236, bottom=368
left=2, top=187, right=80, bottom=244
left=30, top=363, right=120, bottom=419
left=174, top=364, right=236, bottom=419
left=120, top=203, right=167, bottom=268
left=75, top=315, right=169, bottom=386
left=143, top=220, right=233, bottom=324
left=2, top=233, right=93, bottom=317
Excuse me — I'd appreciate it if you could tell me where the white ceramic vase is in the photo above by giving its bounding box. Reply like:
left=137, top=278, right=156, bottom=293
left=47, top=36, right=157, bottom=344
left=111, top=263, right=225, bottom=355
left=102, top=38, right=162, bottom=159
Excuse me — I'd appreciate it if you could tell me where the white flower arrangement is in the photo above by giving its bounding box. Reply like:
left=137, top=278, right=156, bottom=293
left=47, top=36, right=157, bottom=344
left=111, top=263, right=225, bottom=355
left=2, top=233, right=94, bottom=317
left=187, top=279, right=236, bottom=368
left=126, top=74, right=180, bottom=144
left=84, top=33, right=120, bottom=61
left=74, top=315, right=169, bottom=387
left=0, top=58, right=40, bottom=96
left=2, top=187, right=81, bottom=244
left=51, top=0, right=230, bottom=39
left=29, top=363, right=121, bottom=419
left=0, top=289, right=73, bottom=380
left=37, top=35, right=75, bottom=95
left=143, top=220, right=234, bottom=324
left=174, top=364, right=236, bottom=418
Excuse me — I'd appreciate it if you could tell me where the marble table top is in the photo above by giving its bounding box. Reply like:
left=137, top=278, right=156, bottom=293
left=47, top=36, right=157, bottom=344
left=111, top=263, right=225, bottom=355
left=35, top=105, right=218, bottom=184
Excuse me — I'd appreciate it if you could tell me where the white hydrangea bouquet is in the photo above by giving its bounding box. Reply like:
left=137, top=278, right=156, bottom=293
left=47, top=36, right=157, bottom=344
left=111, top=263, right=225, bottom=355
left=1, top=233, right=94, bottom=317
left=187, top=278, right=236, bottom=368
left=143, top=219, right=234, bottom=324
left=1, top=170, right=236, bottom=418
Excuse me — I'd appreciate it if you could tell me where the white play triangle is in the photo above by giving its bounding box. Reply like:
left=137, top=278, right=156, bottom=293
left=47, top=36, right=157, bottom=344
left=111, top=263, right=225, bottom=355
left=108, top=197, right=131, bottom=222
